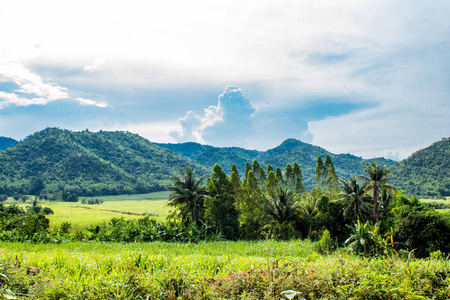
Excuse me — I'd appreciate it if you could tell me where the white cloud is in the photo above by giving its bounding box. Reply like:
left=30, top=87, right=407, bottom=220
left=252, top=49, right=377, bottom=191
left=1, top=1, right=450, bottom=158
left=170, top=111, right=205, bottom=143
left=171, top=85, right=256, bottom=147
left=0, top=59, right=68, bottom=108
left=100, top=120, right=180, bottom=143
left=74, top=97, right=108, bottom=108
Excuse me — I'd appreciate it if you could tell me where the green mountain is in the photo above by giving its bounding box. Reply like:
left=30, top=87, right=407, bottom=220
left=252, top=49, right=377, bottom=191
left=155, top=142, right=262, bottom=174
left=0, top=128, right=207, bottom=196
left=389, top=137, right=450, bottom=197
left=157, top=138, right=396, bottom=190
left=0, top=137, right=18, bottom=150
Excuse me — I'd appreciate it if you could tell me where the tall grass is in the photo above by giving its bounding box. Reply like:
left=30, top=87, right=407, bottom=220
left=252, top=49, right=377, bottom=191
left=1, top=240, right=449, bottom=299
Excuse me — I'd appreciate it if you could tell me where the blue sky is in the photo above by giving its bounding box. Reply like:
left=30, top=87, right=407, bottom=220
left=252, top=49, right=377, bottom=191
left=1, top=1, right=450, bottom=160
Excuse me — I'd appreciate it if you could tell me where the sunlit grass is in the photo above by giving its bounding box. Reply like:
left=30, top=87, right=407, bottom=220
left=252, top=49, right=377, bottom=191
left=81, top=191, right=171, bottom=201
left=43, top=200, right=170, bottom=232
left=420, top=198, right=449, bottom=203
left=1, top=240, right=449, bottom=299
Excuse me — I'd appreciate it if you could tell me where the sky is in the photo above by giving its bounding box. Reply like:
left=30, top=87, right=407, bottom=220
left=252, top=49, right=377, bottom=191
left=1, top=0, right=450, bottom=161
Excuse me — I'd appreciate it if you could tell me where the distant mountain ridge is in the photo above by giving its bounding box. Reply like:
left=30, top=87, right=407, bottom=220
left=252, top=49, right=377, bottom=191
left=390, top=137, right=450, bottom=197
left=0, top=128, right=207, bottom=196
left=0, top=137, right=18, bottom=150
left=157, top=138, right=396, bottom=190
left=2, top=127, right=444, bottom=197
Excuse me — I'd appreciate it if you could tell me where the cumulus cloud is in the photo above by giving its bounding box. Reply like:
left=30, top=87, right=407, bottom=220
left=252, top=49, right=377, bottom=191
left=0, top=59, right=68, bottom=109
left=75, top=97, right=108, bottom=108
left=170, top=111, right=205, bottom=142
left=171, top=85, right=255, bottom=147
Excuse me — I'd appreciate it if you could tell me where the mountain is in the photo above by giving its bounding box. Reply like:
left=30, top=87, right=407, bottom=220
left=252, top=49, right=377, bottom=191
left=0, top=137, right=18, bottom=150
left=155, top=142, right=262, bottom=174
left=157, top=138, right=396, bottom=190
left=0, top=128, right=207, bottom=196
left=389, top=137, right=450, bottom=197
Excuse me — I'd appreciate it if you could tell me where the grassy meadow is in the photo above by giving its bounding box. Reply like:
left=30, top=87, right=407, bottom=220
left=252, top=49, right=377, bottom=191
left=3, top=192, right=172, bottom=232
left=2, top=240, right=450, bottom=299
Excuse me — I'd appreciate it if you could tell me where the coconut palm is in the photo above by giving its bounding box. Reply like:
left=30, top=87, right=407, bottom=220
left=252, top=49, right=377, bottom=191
left=336, top=177, right=372, bottom=222
left=379, top=186, right=395, bottom=220
left=298, top=193, right=329, bottom=239
left=167, top=167, right=208, bottom=225
left=265, top=187, right=298, bottom=224
left=360, top=162, right=394, bottom=223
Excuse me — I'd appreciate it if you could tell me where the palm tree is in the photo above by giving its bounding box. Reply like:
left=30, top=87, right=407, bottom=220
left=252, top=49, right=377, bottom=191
left=297, top=194, right=328, bottom=239
left=336, top=177, right=372, bottom=222
left=360, top=162, right=394, bottom=223
left=379, top=186, right=395, bottom=221
left=167, top=167, right=208, bottom=225
left=265, top=187, right=298, bottom=224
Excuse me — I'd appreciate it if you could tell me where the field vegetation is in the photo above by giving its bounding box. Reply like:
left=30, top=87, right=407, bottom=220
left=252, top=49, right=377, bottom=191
left=1, top=155, right=450, bottom=299
left=1, top=240, right=450, bottom=299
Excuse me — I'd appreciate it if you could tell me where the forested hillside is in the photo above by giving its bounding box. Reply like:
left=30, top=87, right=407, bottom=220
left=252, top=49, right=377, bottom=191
left=0, top=136, right=18, bottom=150
left=158, top=138, right=395, bottom=190
left=390, top=137, right=450, bottom=197
left=0, top=128, right=206, bottom=196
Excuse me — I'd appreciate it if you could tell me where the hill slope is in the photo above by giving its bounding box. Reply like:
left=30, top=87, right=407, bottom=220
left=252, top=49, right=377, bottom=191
left=390, top=137, right=450, bottom=197
left=0, top=137, right=18, bottom=150
left=0, top=128, right=207, bottom=196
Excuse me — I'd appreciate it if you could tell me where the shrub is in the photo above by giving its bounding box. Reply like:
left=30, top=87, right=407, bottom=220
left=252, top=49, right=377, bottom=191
left=315, top=229, right=336, bottom=254
left=395, top=211, right=450, bottom=257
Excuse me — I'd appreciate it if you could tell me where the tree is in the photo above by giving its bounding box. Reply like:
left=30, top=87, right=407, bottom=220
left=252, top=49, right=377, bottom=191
left=240, top=170, right=267, bottom=239
left=336, top=177, right=372, bottom=222
left=205, top=164, right=239, bottom=239
left=315, top=156, right=326, bottom=189
left=267, top=164, right=274, bottom=175
left=230, top=164, right=242, bottom=204
left=298, top=194, right=327, bottom=239
left=252, top=160, right=266, bottom=187
left=167, top=167, right=208, bottom=225
left=28, top=178, right=46, bottom=196
left=275, top=167, right=284, bottom=186
left=379, top=186, right=395, bottom=221
left=243, top=162, right=252, bottom=186
left=265, top=187, right=298, bottom=224
left=324, top=154, right=338, bottom=192
left=265, top=187, right=299, bottom=239
left=360, top=162, right=394, bottom=223
left=65, top=193, right=79, bottom=202
left=265, top=171, right=279, bottom=199
left=285, top=164, right=294, bottom=188
left=292, top=162, right=305, bottom=194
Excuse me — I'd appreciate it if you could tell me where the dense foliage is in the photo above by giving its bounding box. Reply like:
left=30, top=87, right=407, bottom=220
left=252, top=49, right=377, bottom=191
left=158, top=138, right=396, bottom=191
left=0, top=203, right=53, bottom=242
left=0, top=128, right=207, bottom=197
left=390, top=137, right=450, bottom=197
left=0, top=136, right=17, bottom=150
left=166, top=159, right=450, bottom=258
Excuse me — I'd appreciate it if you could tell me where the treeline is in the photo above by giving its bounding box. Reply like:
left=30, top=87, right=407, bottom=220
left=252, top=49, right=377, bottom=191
left=1, top=154, right=449, bottom=257
left=166, top=155, right=450, bottom=257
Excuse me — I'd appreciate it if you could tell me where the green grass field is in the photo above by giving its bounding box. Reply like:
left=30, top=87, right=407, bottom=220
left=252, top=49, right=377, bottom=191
left=1, top=240, right=449, bottom=299
left=81, top=191, right=171, bottom=201
left=3, top=192, right=172, bottom=232
left=420, top=198, right=449, bottom=203
left=44, top=199, right=170, bottom=232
